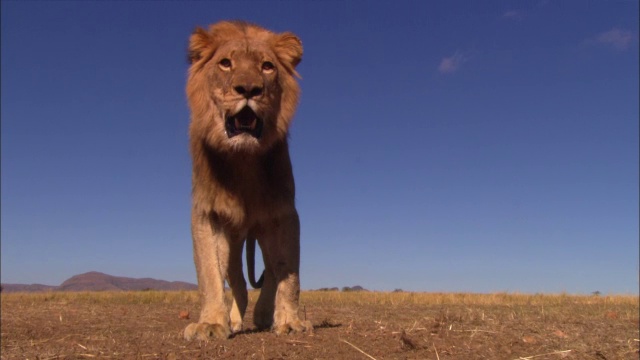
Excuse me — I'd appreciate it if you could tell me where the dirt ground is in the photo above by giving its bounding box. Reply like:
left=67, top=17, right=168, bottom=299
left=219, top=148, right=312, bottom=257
left=1, top=291, right=638, bottom=359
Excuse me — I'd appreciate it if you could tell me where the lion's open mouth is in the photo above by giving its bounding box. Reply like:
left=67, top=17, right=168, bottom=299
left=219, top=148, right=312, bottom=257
left=225, top=106, right=263, bottom=139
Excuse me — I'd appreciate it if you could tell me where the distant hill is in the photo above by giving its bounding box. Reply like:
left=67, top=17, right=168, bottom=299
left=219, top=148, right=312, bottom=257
left=313, top=285, right=369, bottom=292
left=1, top=271, right=197, bottom=293
left=343, top=285, right=368, bottom=292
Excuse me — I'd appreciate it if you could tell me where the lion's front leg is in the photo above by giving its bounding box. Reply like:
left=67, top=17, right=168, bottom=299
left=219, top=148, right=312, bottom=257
left=273, top=270, right=312, bottom=335
left=253, top=260, right=276, bottom=330
left=184, top=213, right=232, bottom=341
left=256, top=210, right=312, bottom=335
left=227, top=239, right=248, bottom=333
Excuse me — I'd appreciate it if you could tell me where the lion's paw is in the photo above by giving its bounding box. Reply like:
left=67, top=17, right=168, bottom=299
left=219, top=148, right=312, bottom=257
left=274, top=319, right=313, bottom=336
left=230, top=320, right=244, bottom=334
left=184, top=322, right=231, bottom=341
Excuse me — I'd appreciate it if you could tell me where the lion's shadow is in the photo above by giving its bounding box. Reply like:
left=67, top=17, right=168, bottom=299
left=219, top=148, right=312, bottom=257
left=231, top=320, right=341, bottom=338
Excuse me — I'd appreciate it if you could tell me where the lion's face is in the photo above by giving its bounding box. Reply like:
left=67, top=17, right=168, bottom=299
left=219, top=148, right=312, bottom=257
left=187, top=22, right=302, bottom=154
left=206, top=41, right=280, bottom=149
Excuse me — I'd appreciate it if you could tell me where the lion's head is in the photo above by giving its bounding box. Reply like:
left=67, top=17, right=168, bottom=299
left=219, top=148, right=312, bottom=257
left=187, top=21, right=303, bottom=154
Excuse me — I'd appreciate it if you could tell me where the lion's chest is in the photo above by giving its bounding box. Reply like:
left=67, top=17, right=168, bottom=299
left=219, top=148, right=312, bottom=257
left=209, top=162, right=293, bottom=228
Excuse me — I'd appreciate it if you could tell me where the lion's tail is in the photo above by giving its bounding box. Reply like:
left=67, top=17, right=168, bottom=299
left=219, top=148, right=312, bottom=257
left=246, top=238, right=265, bottom=289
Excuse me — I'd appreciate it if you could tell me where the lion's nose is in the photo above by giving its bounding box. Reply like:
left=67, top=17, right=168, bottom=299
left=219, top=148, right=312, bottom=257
left=234, top=84, right=263, bottom=98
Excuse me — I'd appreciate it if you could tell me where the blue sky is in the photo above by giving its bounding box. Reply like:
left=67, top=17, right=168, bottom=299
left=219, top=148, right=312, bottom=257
left=2, top=1, right=638, bottom=294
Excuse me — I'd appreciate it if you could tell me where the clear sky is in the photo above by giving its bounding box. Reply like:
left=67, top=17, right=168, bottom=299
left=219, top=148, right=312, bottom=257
left=2, top=1, right=638, bottom=294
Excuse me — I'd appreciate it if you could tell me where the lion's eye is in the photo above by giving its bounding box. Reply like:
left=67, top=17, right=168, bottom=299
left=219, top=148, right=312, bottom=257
left=261, top=61, right=275, bottom=73
left=219, top=58, right=232, bottom=70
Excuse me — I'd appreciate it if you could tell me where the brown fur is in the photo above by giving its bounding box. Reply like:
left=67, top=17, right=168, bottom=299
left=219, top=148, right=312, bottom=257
left=183, top=21, right=311, bottom=341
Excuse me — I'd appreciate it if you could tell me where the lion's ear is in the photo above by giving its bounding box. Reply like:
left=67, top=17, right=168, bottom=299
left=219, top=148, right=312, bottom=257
left=273, top=32, right=303, bottom=77
left=188, top=27, right=213, bottom=64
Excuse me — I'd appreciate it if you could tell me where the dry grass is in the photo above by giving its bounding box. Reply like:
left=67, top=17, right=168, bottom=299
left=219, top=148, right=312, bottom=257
left=4, top=289, right=636, bottom=306
left=1, top=290, right=200, bottom=305
left=301, top=290, right=638, bottom=306
left=2, top=290, right=638, bottom=359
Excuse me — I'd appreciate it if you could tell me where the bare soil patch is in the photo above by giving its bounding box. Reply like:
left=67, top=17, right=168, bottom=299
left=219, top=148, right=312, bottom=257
left=1, top=291, right=638, bottom=359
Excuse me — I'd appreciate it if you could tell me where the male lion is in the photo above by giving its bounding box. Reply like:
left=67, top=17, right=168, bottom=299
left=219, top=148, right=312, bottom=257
left=183, top=21, right=311, bottom=341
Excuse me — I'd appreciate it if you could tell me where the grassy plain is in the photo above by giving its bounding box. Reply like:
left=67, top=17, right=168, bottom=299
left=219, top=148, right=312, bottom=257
left=1, top=291, right=638, bottom=359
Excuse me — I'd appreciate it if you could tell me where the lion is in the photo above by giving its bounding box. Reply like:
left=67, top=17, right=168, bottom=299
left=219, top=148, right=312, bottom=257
left=183, top=21, right=312, bottom=341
